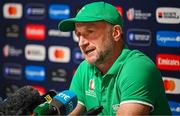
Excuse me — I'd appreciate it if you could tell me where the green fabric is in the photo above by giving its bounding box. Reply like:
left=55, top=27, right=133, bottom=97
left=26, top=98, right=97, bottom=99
left=69, top=47, right=171, bottom=115
left=58, top=1, right=123, bottom=32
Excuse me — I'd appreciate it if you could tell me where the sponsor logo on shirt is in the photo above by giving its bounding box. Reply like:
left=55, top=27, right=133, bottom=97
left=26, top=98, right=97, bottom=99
left=89, top=79, right=95, bottom=90
left=163, top=77, right=180, bottom=94
left=156, top=54, right=180, bottom=71
left=156, top=7, right=180, bottom=24
left=49, top=68, right=67, bottom=82
left=127, top=29, right=152, bottom=46
left=25, top=65, right=45, bottom=81
left=156, top=31, right=180, bottom=47
left=73, top=48, right=84, bottom=64
left=25, top=44, right=46, bottom=61
left=5, top=24, right=19, bottom=38
left=48, top=46, right=70, bottom=63
left=126, top=8, right=151, bottom=21
left=3, top=44, right=23, bottom=58
left=25, top=3, right=46, bottom=19
left=3, top=63, right=22, bottom=80
left=85, top=79, right=96, bottom=97
left=3, top=3, right=23, bottom=19
left=168, top=101, right=180, bottom=115
left=112, top=104, right=120, bottom=113
left=49, top=4, right=70, bottom=20
left=48, top=29, right=70, bottom=38
left=25, top=24, right=46, bottom=41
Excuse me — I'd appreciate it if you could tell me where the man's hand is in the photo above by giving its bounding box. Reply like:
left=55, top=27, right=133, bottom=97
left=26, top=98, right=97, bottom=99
left=69, top=103, right=86, bottom=115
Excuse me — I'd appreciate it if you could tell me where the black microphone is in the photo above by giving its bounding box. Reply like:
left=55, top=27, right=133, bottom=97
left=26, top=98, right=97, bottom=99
left=33, top=90, right=57, bottom=115
left=84, top=106, right=103, bottom=115
left=0, top=86, right=42, bottom=115
left=40, top=90, right=57, bottom=103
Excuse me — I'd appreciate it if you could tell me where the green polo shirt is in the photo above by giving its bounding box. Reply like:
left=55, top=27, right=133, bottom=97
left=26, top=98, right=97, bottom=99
left=69, top=47, right=171, bottom=115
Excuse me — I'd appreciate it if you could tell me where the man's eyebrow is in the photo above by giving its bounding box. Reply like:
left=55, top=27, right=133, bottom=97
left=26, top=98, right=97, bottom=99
left=85, top=27, right=94, bottom=30
left=85, top=25, right=96, bottom=29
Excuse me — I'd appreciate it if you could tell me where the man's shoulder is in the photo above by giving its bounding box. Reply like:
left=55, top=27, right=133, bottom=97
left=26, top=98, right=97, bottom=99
left=124, top=49, right=155, bottom=67
left=119, top=49, right=159, bottom=80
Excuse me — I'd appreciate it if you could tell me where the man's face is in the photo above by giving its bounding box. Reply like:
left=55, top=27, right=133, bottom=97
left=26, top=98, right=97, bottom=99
left=75, top=21, right=114, bottom=65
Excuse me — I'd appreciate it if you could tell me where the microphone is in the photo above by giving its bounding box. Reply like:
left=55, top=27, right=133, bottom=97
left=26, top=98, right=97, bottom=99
left=45, top=90, right=77, bottom=115
left=0, top=86, right=42, bottom=115
left=40, top=90, right=57, bottom=103
left=33, top=90, right=57, bottom=116
left=33, top=102, right=50, bottom=116
left=84, top=106, right=103, bottom=115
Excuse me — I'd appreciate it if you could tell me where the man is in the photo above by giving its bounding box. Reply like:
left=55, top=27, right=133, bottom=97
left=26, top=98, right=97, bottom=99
left=58, top=1, right=171, bottom=115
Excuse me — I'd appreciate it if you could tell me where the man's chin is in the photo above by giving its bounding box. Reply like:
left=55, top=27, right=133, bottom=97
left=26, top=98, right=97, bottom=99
left=85, top=58, right=97, bottom=65
left=86, top=60, right=96, bottom=65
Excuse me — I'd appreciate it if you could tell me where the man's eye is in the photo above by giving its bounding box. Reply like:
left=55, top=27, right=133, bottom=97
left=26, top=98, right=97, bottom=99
left=88, top=30, right=94, bottom=33
left=75, top=32, right=80, bottom=37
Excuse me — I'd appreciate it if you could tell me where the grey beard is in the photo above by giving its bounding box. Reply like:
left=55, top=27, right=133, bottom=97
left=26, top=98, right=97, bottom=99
left=94, top=48, right=113, bottom=65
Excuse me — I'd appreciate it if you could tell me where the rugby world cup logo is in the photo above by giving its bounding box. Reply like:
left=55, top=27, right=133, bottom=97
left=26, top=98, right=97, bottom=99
left=89, top=79, right=95, bottom=90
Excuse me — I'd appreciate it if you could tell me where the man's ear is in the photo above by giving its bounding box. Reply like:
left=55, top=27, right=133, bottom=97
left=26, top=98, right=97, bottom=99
left=112, top=25, right=123, bottom=41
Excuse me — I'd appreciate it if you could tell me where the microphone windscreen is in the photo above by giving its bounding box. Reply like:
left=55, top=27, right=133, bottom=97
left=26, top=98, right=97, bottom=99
left=1, top=85, right=42, bottom=115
